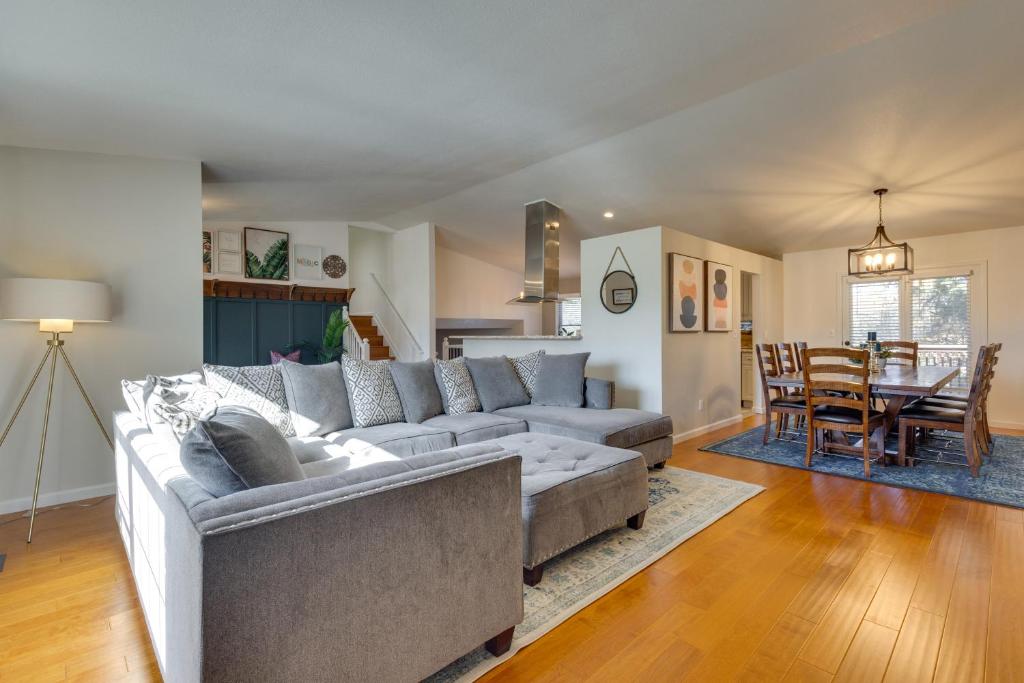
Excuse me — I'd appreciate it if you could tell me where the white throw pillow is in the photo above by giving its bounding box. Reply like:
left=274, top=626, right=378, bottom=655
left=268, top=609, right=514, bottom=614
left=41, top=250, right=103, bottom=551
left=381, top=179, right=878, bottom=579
left=203, top=363, right=295, bottom=437
left=508, top=350, right=545, bottom=397
left=341, top=356, right=405, bottom=428
left=434, top=357, right=481, bottom=415
left=143, top=374, right=223, bottom=442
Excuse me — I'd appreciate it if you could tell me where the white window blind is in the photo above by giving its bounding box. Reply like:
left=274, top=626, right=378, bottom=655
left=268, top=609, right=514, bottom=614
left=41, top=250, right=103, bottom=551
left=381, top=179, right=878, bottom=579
left=557, top=297, right=582, bottom=335
left=847, top=279, right=901, bottom=344
left=911, top=274, right=971, bottom=386
left=844, top=268, right=981, bottom=389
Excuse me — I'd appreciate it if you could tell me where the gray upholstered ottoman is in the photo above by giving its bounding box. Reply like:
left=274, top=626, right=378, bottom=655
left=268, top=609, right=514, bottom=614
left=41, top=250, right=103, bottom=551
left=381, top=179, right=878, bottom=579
left=489, top=432, right=649, bottom=586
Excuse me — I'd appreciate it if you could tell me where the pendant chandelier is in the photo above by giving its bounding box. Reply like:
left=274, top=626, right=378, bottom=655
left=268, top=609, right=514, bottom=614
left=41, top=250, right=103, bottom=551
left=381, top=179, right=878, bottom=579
left=848, top=188, right=914, bottom=277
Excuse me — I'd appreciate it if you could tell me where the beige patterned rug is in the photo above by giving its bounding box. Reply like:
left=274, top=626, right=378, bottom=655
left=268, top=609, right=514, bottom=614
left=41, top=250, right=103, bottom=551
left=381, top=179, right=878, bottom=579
left=427, top=466, right=764, bottom=682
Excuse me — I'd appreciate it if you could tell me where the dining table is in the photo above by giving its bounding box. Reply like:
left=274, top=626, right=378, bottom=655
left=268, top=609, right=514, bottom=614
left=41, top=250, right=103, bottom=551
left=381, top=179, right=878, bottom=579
left=765, top=364, right=961, bottom=458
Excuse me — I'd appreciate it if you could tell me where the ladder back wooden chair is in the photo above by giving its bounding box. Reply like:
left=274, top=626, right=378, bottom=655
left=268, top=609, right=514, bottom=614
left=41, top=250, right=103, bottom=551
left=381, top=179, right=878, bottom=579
left=897, top=345, right=994, bottom=477
left=916, top=342, right=1000, bottom=452
left=793, top=341, right=808, bottom=372
left=801, top=347, right=886, bottom=477
left=755, top=343, right=805, bottom=444
left=880, top=340, right=919, bottom=367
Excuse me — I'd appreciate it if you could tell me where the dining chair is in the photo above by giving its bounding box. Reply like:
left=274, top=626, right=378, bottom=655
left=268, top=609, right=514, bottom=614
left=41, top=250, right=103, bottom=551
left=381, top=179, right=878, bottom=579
left=880, top=340, right=919, bottom=367
left=916, top=342, right=1000, bottom=453
left=755, top=343, right=804, bottom=444
left=801, top=347, right=886, bottom=477
left=775, top=342, right=799, bottom=374
left=793, top=342, right=808, bottom=372
left=897, top=345, right=994, bottom=477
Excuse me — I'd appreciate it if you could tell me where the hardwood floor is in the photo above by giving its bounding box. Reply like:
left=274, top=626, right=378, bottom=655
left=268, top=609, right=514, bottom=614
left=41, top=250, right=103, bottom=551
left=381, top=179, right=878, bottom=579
left=1, top=415, right=1021, bottom=682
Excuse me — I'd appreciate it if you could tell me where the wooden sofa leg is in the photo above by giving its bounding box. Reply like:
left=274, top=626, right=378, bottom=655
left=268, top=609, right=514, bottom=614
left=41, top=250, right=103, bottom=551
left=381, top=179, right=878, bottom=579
left=485, top=626, right=515, bottom=656
left=627, top=510, right=646, bottom=530
left=523, top=565, right=544, bottom=587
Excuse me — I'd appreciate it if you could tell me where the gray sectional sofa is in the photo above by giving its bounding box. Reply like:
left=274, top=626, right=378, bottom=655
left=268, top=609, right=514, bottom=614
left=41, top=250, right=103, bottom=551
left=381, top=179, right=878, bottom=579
left=115, top=352, right=673, bottom=682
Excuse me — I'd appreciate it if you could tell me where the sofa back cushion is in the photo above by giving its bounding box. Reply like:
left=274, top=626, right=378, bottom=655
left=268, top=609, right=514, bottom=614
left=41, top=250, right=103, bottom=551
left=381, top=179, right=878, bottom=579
left=180, top=405, right=305, bottom=497
left=203, top=363, right=295, bottom=437
left=465, top=356, right=530, bottom=412
left=508, top=350, right=545, bottom=397
left=389, top=360, right=444, bottom=423
left=434, top=358, right=481, bottom=415
left=531, top=352, right=591, bottom=407
left=341, top=356, right=406, bottom=428
left=279, top=360, right=353, bottom=437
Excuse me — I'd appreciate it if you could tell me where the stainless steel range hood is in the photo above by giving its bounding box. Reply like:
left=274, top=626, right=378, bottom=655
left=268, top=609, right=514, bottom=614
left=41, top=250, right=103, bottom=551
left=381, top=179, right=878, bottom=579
left=507, top=199, right=561, bottom=304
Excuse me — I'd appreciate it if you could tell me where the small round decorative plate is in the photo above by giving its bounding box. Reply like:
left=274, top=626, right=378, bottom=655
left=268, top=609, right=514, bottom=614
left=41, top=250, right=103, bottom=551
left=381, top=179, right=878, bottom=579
left=322, top=255, right=347, bottom=279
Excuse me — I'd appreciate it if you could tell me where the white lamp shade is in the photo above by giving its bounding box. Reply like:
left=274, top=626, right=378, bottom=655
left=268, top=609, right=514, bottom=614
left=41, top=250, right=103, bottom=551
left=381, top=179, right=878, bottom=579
left=0, top=278, right=112, bottom=323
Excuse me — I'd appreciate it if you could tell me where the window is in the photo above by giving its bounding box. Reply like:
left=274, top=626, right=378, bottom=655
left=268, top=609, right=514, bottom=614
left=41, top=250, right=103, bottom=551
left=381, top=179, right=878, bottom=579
left=557, top=297, right=582, bottom=336
left=843, top=266, right=985, bottom=387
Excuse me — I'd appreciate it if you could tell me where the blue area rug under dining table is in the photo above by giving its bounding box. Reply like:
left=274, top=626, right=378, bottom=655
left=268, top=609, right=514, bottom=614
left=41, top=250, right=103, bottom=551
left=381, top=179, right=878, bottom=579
left=700, top=425, right=1024, bottom=509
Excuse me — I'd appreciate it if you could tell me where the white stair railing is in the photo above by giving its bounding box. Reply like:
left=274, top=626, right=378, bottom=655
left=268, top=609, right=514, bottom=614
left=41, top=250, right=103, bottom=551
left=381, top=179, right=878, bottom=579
left=369, top=272, right=426, bottom=361
left=342, top=308, right=370, bottom=360
left=441, top=337, right=464, bottom=360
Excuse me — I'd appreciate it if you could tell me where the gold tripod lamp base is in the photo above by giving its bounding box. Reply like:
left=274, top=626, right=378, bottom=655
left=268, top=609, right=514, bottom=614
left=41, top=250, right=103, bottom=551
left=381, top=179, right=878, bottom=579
left=0, top=331, right=113, bottom=543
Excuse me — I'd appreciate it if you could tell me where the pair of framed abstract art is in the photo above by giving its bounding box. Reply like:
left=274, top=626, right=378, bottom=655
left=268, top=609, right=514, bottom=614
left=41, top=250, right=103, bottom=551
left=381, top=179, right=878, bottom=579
left=668, top=253, right=733, bottom=333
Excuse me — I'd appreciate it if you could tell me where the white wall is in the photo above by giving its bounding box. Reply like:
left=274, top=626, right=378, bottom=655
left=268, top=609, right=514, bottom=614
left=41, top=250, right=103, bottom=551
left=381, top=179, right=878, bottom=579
left=0, top=146, right=202, bottom=513
left=389, top=223, right=435, bottom=359
left=784, top=224, right=1024, bottom=429
left=661, top=228, right=784, bottom=437
left=348, top=225, right=392, bottom=317
left=203, top=221, right=350, bottom=288
left=435, top=247, right=542, bottom=335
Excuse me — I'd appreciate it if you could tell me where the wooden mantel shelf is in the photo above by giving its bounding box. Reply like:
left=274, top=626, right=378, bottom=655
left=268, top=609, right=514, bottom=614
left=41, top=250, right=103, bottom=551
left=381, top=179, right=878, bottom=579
left=203, top=279, right=354, bottom=304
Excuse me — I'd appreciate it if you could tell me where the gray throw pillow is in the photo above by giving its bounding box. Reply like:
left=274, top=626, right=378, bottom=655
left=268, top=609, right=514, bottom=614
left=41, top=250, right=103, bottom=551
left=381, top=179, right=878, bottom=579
left=434, top=358, right=481, bottom=415
left=531, top=352, right=591, bottom=407
left=465, top=356, right=530, bottom=412
left=203, top=363, right=295, bottom=437
left=389, top=360, right=444, bottom=423
left=279, top=360, right=353, bottom=437
left=341, top=356, right=405, bottom=428
left=180, top=405, right=305, bottom=497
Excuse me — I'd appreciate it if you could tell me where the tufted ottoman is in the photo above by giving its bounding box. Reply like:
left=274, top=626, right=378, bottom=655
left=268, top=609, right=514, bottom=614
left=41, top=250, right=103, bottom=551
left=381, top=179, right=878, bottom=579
left=489, top=432, right=649, bottom=586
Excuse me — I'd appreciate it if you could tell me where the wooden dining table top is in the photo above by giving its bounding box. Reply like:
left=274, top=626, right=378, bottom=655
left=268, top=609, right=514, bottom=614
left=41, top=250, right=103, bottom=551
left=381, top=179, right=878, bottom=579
left=766, top=364, right=961, bottom=397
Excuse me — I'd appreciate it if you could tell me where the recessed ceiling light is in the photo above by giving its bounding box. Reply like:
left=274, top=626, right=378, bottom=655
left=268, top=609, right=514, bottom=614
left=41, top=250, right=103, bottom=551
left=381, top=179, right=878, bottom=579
left=603, top=211, right=614, bottom=219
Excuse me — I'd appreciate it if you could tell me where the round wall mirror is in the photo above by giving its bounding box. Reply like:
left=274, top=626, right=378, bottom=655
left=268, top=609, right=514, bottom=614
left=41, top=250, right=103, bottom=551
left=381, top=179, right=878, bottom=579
left=600, top=270, right=637, bottom=314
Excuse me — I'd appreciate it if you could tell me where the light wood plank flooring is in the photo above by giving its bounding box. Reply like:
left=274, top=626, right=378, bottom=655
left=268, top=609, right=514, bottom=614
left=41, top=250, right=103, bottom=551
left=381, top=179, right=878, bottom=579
left=1, top=416, right=1022, bottom=682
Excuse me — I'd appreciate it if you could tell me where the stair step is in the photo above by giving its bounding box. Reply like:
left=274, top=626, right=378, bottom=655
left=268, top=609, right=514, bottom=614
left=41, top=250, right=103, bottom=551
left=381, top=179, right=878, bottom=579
left=349, top=315, right=373, bottom=325
left=369, top=346, right=391, bottom=360
left=365, top=334, right=383, bottom=346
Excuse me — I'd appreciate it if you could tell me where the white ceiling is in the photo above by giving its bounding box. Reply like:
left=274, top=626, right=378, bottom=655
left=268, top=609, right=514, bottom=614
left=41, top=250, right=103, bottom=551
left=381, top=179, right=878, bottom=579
left=4, top=0, right=1022, bottom=276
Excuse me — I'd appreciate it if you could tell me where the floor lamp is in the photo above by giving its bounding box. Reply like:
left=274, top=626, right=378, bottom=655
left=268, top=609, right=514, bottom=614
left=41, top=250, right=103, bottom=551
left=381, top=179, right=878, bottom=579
left=0, top=278, right=114, bottom=543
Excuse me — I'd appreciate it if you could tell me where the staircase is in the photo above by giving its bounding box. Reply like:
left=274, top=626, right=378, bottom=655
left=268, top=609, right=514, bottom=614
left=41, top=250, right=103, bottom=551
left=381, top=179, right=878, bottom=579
left=348, top=315, right=394, bottom=360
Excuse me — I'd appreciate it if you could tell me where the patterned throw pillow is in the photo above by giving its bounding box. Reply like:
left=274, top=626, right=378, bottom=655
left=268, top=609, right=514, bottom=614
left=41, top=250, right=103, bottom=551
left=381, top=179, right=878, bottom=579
left=341, top=356, right=405, bottom=428
left=143, top=374, right=223, bottom=442
left=509, top=350, right=545, bottom=397
left=203, top=364, right=295, bottom=437
left=434, top=358, right=481, bottom=415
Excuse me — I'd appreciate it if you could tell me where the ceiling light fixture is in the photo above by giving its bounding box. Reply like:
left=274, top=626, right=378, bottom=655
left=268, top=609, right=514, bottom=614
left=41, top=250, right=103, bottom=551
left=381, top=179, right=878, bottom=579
left=603, top=211, right=614, bottom=219
left=848, top=188, right=913, bottom=277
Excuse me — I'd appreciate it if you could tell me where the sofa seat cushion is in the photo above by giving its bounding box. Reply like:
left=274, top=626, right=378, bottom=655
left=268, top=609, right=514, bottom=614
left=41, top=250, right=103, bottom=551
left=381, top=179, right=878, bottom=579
left=326, top=422, right=454, bottom=458
left=493, top=405, right=673, bottom=449
left=422, top=412, right=528, bottom=445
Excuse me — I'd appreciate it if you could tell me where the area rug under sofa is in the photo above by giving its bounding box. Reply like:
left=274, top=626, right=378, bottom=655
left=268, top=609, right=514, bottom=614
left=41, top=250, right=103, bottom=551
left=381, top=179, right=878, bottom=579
left=700, top=426, right=1024, bottom=509
left=428, top=466, right=763, bottom=682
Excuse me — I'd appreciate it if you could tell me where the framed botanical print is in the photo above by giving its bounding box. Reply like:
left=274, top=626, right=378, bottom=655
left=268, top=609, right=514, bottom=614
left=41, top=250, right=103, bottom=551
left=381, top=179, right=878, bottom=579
left=244, top=227, right=290, bottom=281
left=704, top=260, right=733, bottom=332
left=669, top=253, right=703, bottom=332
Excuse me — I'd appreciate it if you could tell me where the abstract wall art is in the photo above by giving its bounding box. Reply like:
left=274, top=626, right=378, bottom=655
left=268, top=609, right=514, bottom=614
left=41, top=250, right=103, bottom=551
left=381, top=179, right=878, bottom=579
left=669, top=253, right=703, bottom=332
left=704, top=260, right=733, bottom=331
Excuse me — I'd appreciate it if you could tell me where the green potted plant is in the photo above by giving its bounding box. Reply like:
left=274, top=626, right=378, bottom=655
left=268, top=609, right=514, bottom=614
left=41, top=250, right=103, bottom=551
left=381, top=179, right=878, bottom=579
left=279, top=309, right=349, bottom=364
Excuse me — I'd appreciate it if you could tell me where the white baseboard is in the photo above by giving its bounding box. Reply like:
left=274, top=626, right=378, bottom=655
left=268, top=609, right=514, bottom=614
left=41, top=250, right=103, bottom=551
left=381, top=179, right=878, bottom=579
left=0, top=482, right=115, bottom=516
left=672, top=415, right=744, bottom=444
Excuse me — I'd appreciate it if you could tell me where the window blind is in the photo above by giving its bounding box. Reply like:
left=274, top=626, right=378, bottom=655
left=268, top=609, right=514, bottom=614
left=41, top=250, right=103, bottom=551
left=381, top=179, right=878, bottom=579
left=911, top=274, right=971, bottom=385
left=557, top=297, right=582, bottom=334
left=847, top=280, right=901, bottom=344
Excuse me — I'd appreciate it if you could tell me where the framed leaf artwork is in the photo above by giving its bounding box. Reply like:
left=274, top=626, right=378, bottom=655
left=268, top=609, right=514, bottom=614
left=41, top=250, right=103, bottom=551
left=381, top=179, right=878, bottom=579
left=202, top=231, right=212, bottom=274
left=244, top=227, right=290, bottom=281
